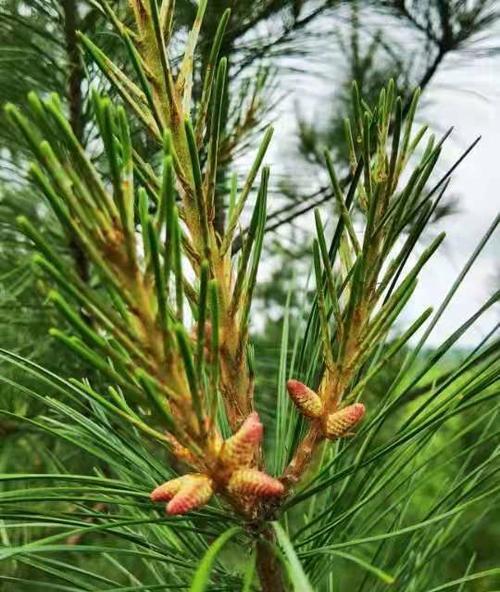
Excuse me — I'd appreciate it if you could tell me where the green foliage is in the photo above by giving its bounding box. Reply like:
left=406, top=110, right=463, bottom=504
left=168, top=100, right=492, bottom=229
left=0, top=2, right=498, bottom=591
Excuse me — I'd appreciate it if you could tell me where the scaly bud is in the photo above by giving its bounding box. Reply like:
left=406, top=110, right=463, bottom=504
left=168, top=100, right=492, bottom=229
left=228, top=469, right=284, bottom=498
left=287, top=379, right=323, bottom=418
left=325, top=403, right=365, bottom=439
left=219, top=412, right=263, bottom=468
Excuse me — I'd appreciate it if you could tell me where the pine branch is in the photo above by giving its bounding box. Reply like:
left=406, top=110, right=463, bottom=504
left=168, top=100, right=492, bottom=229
left=246, top=0, right=497, bottom=245
left=2, top=4, right=498, bottom=590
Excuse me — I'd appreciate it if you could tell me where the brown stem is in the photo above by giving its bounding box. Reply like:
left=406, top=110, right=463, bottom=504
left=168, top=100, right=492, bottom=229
left=61, top=0, right=91, bottom=289
left=282, top=424, right=323, bottom=488
left=256, top=525, right=287, bottom=592
left=62, top=0, right=84, bottom=141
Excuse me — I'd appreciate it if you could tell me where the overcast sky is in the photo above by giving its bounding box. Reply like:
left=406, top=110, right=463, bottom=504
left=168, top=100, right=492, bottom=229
left=256, top=24, right=499, bottom=348
left=406, top=54, right=499, bottom=346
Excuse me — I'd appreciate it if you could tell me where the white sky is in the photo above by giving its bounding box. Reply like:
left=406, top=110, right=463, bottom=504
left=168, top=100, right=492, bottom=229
left=404, top=55, right=500, bottom=346
left=253, top=31, right=499, bottom=347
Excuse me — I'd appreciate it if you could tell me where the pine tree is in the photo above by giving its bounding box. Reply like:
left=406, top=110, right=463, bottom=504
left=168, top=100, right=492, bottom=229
left=0, top=2, right=499, bottom=591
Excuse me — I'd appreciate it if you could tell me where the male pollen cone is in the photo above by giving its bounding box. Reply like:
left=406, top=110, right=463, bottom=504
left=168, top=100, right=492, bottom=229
left=150, top=474, right=214, bottom=515
left=325, top=403, right=365, bottom=439
left=287, top=379, right=323, bottom=418
left=150, top=476, right=184, bottom=502
left=166, top=474, right=214, bottom=515
left=220, top=411, right=263, bottom=468
left=228, top=468, right=285, bottom=497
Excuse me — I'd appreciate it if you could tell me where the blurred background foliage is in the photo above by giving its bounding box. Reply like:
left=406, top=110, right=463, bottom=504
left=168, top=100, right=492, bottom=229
left=0, top=0, right=499, bottom=590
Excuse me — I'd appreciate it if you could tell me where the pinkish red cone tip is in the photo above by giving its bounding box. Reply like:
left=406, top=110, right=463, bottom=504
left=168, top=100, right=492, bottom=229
left=151, top=474, right=214, bottom=515
left=150, top=477, right=184, bottom=502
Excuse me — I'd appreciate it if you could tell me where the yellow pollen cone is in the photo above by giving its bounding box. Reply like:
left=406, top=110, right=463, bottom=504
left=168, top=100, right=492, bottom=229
left=325, top=403, right=365, bottom=439
left=287, top=379, right=323, bottom=418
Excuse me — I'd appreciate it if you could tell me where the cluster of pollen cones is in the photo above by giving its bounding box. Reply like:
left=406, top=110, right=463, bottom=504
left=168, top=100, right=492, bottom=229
left=150, top=382, right=365, bottom=516
left=150, top=412, right=284, bottom=515
left=286, top=379, right=365, bottom=439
